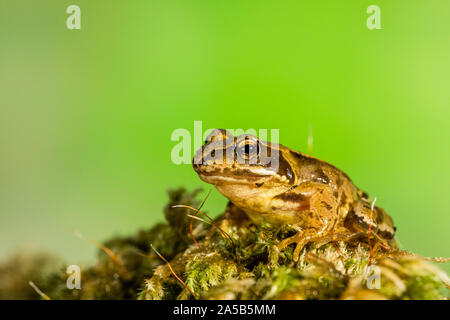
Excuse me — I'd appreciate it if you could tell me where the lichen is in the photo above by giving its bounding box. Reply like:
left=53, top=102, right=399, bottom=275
left=0, top=187, right=448, bottom=300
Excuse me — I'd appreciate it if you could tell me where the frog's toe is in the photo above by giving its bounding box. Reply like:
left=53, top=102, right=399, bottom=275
left=278, top=229, right=320, bottom=261
left=277, top=233, right=300, bottom=252
left=277, top=232, right=306, bottom=261
left=293, top=242, right=307, bottom=261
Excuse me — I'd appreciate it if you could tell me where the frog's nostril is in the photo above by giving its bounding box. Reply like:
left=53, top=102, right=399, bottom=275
left=192, top=154, right=202, bottom=166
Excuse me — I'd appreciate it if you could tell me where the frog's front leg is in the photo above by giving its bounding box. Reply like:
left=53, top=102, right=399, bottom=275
left=276, top=186, right=340, bottom=261
left=277, top=227, right=326, bottom=261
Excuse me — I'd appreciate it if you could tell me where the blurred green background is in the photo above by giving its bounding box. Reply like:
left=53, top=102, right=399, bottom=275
left=1, top=1, right=449, bottom=273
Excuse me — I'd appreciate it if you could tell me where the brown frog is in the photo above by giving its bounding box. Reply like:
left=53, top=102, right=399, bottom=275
left=192, top=129, right=396, bottom=261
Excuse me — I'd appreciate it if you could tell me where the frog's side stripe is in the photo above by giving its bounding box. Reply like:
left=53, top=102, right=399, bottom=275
left=274, top=192, right=308, bottom=203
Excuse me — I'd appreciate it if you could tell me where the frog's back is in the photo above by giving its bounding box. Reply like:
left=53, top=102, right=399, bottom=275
left=283, top=147, right=359, bottom=196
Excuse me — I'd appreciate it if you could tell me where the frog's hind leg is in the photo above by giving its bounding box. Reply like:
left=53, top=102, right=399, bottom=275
left=343, top=200, right=397, bottom=250
left=277, top=227, right=366, bottom=262
left=277, top=185, right=343, bottom=261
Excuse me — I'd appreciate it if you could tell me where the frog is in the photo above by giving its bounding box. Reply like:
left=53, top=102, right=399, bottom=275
left=192, top=129, right=397, bottom=261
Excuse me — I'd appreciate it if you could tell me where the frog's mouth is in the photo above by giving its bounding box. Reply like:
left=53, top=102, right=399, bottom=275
left=193, top=162, right=276, bottom=185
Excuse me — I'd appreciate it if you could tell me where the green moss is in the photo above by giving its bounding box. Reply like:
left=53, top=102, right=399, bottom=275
left=0, top=187, right=448, bottom=300
left=404, top=275, right=444, bottom=300
left=184, top=252, right=239, bottom=296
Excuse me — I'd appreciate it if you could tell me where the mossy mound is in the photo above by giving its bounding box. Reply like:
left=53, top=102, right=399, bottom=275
left=0, top=188, right=448, bottom=300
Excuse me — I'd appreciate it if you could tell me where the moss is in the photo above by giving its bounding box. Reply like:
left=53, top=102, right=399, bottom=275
left=185, top=252, right=239, bottom=294
left=0, top=252, right=59, bottom=299
left=404, top=275, right=444, bottom=300
left=0, top=187, right=448, bottom=300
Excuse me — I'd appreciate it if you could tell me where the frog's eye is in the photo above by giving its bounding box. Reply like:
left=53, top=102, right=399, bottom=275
left=237, top=142, right=259, bottom=159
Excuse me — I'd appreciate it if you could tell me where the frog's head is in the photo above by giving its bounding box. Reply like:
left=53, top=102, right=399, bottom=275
left=192, top=129, right=296, bottom=206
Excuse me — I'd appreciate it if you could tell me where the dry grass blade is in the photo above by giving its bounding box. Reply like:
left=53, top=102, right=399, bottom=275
left=423, top=257, right=450, bottom=263
left=332, top=242, right=348, bottom=274
left=28, top=281, right=51, bottom=300
left=73, top=230, right=128, bottom=278
left=380, top=249, right=450, bottom=264
left=187, top=214, right=213, bottom=225
left=150, top=244, right=198, bottom=298
left=367, top=197, right=377, bottom=265
left=307, top=124, right=314, bottom=154
left=172, top=204, right=238, bottom=261
left=189, top=189, right=212, bottom=251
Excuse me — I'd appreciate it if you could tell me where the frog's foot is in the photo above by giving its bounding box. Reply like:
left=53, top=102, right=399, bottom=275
left=277, top=229, right=321, bottom=262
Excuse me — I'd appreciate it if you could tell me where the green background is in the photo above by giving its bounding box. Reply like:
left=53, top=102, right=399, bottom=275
left=1, top=1, right=449, bottom=273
